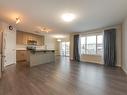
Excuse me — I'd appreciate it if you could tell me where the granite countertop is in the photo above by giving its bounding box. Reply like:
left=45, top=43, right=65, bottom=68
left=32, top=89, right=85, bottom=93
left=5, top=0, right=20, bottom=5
left=16, top=48, right=55, bottom=52
left=29, top=49, right=55, bottom=52
left=35, top=50, right=55, bottom=52
left=16, top=48, right=26, bottom=51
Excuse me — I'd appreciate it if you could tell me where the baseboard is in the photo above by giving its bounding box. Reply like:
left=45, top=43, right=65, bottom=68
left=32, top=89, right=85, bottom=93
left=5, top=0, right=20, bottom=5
left=4, top=63, right=15, bottom=67
left=116, top=64, right=121, bottom=67
left=122, top=67, right=127, bottom=74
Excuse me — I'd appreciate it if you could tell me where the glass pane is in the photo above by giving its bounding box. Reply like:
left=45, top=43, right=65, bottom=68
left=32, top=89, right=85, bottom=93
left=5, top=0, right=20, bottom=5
left=65, top=42, right=70, bottom=56
left=86, top=36, right=96, bottom=54
left=97, top=35, right=103, bottom=55
left=80, top=37, right=86, bottom=54
left=81, top=37, right=85, bottom=44
left=60, top=42, right=70, bottom=56
left=97, top=35, right=103, bottom=44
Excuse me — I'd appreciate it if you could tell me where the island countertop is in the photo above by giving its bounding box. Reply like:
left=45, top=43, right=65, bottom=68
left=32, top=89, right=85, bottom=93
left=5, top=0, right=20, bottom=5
left=28, top=49, right=55, bottom=67
left=30, top=50, right=55, bottom=52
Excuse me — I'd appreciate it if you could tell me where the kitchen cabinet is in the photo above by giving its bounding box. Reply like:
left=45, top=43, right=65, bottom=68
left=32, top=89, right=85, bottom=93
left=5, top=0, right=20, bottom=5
left=16, top=32, right=23, bottom=44
left=22, top=32, right=28, bottom=45
left=16, top=31, right=44, bottom=46
left=16, top=50, right=29, bottom=62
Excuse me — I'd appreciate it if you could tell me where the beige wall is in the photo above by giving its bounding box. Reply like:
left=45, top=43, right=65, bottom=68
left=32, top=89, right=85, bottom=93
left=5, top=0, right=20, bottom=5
left=122, top=17, right=127, bottom=73
left=70, top=34, right=74, bottom=60
left=70, top=25, right=122, bottom=66
left=0, top=24, right=2, bottom=78
left=55, top=39, right=61, bottom=56
left=80, top=55, right=103, bottom=64
left=0, top=54, right=1, bottom=78
left=45, top=35, right=56, bottom=50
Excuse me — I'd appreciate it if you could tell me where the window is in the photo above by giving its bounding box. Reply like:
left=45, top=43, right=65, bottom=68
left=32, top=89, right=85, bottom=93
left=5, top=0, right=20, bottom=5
left=97, top=35, right=103, bottom=55
left=81, top=37, right=86, bottom=54
left=86, top=36, right=96, bottom=54
left=80, top=34, right=103, bottom=55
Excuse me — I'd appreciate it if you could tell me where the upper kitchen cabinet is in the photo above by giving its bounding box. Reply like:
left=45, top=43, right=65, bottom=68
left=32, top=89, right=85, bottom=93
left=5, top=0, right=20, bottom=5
left=16, top=31, right=44, bottom=46
left=16, top=31, right=23, bottom=44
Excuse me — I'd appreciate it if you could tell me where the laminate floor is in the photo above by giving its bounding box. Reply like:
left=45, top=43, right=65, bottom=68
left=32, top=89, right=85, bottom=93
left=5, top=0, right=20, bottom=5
left=0, top=57, right=127, bottom=95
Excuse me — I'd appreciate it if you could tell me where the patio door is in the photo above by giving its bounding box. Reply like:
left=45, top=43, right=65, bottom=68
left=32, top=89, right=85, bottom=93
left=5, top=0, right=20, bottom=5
left=60, top=42, right=70, bottom=56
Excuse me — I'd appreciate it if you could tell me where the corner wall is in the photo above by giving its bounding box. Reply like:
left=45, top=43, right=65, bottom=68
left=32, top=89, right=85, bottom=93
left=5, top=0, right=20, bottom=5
left=122, top=18, right=127, bottom=73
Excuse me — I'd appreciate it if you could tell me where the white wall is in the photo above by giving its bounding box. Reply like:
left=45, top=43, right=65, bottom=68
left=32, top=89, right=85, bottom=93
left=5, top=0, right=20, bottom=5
left=44, top=35, right=56, bottom=50
left=122, top=17, right=127, bottom=73
left=54, top=40, right=60, bottom=55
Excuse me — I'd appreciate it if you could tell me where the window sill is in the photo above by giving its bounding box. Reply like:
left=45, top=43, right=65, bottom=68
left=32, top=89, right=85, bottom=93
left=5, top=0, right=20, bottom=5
left=81, top=54, right=103, bottom=56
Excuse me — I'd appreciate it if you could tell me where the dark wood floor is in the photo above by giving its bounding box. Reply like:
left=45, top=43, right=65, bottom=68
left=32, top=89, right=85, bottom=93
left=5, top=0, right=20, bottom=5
left=0, top=57, right=127, bottom=95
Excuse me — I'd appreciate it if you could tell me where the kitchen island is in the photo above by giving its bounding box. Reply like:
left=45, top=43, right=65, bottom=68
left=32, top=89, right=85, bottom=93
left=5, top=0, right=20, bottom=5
left=27, top=50, right=55, bottom=67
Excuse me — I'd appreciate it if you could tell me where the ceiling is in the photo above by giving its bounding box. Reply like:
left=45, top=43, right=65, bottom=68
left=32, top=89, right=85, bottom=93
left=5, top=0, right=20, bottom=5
left=0, top=0, right=127, bottom=36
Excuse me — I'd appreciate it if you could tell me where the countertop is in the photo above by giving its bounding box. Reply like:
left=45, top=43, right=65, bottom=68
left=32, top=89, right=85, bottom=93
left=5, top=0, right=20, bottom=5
left=16, top=49, right=55, bottom=52
left=30, top=50, right=55, bottom=52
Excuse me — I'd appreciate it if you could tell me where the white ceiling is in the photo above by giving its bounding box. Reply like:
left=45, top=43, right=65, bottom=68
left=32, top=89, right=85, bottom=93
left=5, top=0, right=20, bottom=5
left=0, top=0, right=127, bottom=36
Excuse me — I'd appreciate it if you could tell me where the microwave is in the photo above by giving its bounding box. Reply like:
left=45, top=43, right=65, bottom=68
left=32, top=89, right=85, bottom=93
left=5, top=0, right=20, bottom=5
left=27, top=40, right=37, bottom=45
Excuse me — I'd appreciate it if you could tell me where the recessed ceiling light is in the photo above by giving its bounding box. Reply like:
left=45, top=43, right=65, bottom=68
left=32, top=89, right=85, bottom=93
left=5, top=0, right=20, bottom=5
left=62, top=13, right=76, bottom=22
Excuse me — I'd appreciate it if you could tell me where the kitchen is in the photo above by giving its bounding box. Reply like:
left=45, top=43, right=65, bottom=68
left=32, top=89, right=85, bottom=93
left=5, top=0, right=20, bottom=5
left=0, top=21, right=55, bottom=79
left=16, top=30, right=55, bottom=67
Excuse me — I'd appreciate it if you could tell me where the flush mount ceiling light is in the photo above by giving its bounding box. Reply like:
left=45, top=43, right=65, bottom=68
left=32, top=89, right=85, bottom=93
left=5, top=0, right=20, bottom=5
left=57, top=39, right=61, bottom=42
left=62, top=13, right=76, bottom=22
left=16, top=17, right=21, bottom=24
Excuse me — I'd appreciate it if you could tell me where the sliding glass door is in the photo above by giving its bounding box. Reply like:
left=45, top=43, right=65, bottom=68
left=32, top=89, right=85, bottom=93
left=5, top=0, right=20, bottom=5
left=60, top=42, right=70, bottom=57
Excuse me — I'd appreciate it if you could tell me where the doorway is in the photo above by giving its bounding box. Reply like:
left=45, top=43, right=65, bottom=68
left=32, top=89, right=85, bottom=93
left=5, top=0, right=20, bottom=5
left=60, top=42, right=70, bottom=57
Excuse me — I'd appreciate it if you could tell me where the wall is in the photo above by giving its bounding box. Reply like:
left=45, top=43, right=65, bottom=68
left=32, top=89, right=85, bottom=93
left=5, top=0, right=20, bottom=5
left=70, top=25, right=122, bottom=66
left=80, top=55, right=103, bottom=64
left=0, top=54, right=1, bottom=78
left=0, top=24, right=2, bottom=78
left=122, top=17, right=127, bottom=73
left=55, top=40, right=61, bottom=55
left=44, top=35, right=56, bottom=50
left=70, top=34, right=74, bottom=60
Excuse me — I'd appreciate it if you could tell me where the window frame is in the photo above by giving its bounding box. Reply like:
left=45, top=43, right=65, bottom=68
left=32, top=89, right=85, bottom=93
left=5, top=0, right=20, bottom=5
left=80, top=33, right=103, bottom=56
